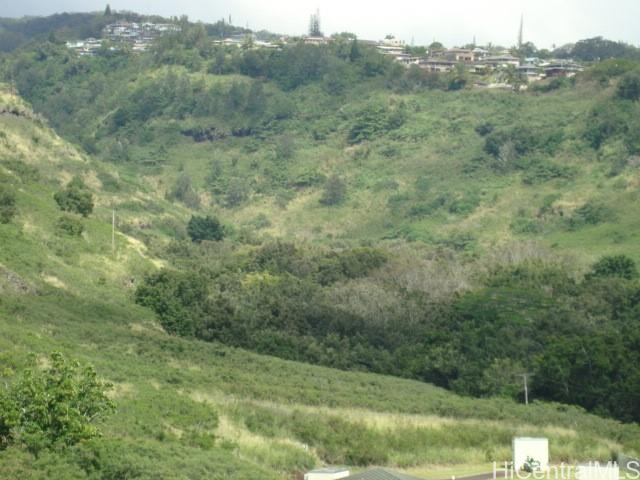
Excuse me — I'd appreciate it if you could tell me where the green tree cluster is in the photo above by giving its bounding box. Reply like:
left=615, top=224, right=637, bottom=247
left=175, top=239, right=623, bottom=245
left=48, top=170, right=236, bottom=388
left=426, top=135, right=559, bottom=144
left=53, top=177, right=94, bottom=217
left=0, top=353, right=114, bottom=454
left=187, top=215, right=225, bottom=243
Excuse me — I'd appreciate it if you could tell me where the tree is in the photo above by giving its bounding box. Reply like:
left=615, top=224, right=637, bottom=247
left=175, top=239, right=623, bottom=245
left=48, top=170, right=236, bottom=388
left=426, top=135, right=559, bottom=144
left=320, top=174, right=346, bottom=206
left=104, top=4, right=112, bottom=16
left=53, top=177, right=94, bottom=217
left=349, top=39, right=362, bottom=62
left=0, top=186, right=17, bottom=224
left=587, top=255, right=638, bottom=280
left=503, top=65, right=528, bottom=92
left=167, top=173, right=200, bottom=209
left=187, top=215, right=225, bottom=243
left=245, top=81, right=266, bottom=116
left=0, top=353, right=114, bottom=454
left=446, top=64, right=468, bottom=91
left=308, top=10, right=322, bottom=37
left=225, top=177, right=249, bottom=207
left=617, top=70, right=640, bottom=101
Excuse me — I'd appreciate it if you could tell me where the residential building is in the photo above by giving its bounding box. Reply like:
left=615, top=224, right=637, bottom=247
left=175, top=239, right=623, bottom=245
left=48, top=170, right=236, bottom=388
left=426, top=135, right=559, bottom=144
left=418, top=58, right=457, bottom=73
left=544, top=60, right=584, bottom=78
left=433, top=48, right=475, bottom=63
left=480, top=54, right=520, bottom=69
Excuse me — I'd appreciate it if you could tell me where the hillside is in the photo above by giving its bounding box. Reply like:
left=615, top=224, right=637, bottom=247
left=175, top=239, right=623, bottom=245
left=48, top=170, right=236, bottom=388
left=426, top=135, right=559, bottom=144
left=2, top=19, right=640, bottom=479
left=0, top=75, right=638, bottom=480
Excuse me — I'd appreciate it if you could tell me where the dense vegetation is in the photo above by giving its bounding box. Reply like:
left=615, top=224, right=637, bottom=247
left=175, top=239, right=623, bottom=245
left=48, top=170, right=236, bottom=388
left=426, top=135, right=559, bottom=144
left=3, top=10, right=640, bottom=478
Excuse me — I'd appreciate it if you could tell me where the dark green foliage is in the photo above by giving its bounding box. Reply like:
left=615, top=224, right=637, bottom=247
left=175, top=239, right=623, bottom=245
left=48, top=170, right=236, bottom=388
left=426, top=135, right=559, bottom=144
left=567, top=201, right=613, bottom=229
left=55, top=215, right=84, bottom=237
left=1, top=160, right=40, bottom=183
left=0, top=186, right=17, bottom=224
left=187, top=215, right=225, bottom=243
left=616, top=70, right=640, bottom=101
left=475, top=122, right=494, bottom=136
left=316, top=248, right=387, bottom=285
left=53, top=177, right=94, bottom=217
left=588, top=255, right=638, bottom=280
left=134, top=270, right=209, bottom=336
left=349, top=39, right=362, bottom=63
left=584, top=101, right=630, bottom=149
left=582, top=59, right=639, bottom=84
left=0, top=353, right=114, bottom=453
left=319, top=175, right=346, bottom=206
left=530, top=77, right=573, bottom=93
left=348, top=103, right=406, bottom=144
left=134, top=247, right=640, bottom=423
left=484, top=126, right=564, bottom=160
left=566, top=37, right=640, bottom=62
left=522, top=160, right=576, bottom=184
left=446, top=64, right=469, bottom=91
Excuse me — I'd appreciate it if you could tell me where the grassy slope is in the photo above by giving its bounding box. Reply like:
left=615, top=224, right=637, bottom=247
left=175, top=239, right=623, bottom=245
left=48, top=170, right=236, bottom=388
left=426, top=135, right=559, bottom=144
left=1, top=86, right=640, bottom=478
left=99, top=71, right=640, bottom=267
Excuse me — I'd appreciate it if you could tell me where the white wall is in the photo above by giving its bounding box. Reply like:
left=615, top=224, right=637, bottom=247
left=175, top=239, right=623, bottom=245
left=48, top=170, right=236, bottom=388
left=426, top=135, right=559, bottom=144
left=304, top=470, right=350, bottom=480
left=513, top=437, right=549, bottom=471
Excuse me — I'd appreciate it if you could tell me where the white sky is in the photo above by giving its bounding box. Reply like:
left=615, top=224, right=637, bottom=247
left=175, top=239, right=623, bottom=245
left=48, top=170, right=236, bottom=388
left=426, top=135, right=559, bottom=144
left=3, top=0, right=640, bottom=49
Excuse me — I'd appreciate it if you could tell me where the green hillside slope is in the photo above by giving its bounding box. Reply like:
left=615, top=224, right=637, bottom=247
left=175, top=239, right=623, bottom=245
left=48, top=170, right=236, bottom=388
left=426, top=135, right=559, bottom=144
left=3, top=21, right=640, bottom=478
left=0, top=81, right=639, bottom=479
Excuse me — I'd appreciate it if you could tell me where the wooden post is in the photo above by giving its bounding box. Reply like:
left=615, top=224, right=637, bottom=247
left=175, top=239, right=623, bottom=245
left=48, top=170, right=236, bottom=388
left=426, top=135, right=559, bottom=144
left=112, top=209, right=115, bottom=255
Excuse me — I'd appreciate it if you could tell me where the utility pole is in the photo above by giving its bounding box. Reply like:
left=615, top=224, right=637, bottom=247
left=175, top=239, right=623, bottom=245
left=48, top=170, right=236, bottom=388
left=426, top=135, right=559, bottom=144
left=518, top=373, right=532, bottom=405
left=112, top=209, right=116, bottom=255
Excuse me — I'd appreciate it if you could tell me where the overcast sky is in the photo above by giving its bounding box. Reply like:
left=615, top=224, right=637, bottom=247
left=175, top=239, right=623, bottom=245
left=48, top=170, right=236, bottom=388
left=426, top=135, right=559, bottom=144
left=3, top=0, right=640, bottom=49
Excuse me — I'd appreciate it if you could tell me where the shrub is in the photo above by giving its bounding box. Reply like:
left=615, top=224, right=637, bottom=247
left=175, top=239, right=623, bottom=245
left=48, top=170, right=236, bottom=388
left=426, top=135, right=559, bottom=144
left=485, top=126, right=564, bottom=160
left=475, top=122, right=494, bottom=137
left=510, top=217, right=543, bottom=234
left=617, top=70, right=640, bottom=101
left=0, top=353, right=114, bottom=454
left=54, top=177, right=94, bottom=217
left=187, top=215, right=225, bottom=243
left=225, top=177, right=250, bottom=208
left=347, top=103, right=406, bottom=144
left=584, top=101, right=632, bottom=150
left=319, top=175, right=346, bottom=206
left=522, top=160, right=576, bottom=185
left=587, top=255, right=638, bottom=280
left=567, top=201, right=613, bottom=229
left=55, top=215, right=84, bottom=237
left=167, top=174, right=200, bottom=209
left=0, top=186, right=17, bottom=224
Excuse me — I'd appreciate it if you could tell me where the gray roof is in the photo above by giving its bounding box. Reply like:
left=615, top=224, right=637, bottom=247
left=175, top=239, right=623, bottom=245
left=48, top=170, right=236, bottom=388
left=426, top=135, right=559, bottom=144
left=345, top=468, right=426, bottom=480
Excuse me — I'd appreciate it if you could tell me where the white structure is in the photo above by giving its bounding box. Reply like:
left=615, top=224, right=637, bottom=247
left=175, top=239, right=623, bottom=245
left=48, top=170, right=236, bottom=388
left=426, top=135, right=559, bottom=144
left=512, top=437, right=549, bottom=471
left=577, top=463, right=620, bottom=480
left=304, top=467, right=350, bottom=480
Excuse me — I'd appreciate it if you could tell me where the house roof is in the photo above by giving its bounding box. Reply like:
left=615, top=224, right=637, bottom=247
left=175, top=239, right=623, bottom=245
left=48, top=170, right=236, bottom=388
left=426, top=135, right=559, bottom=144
left=345, top=468, right=425, bottom=480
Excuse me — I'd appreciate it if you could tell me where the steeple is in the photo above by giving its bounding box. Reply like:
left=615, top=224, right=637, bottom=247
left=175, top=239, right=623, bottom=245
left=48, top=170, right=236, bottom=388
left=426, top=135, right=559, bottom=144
left=518, top=14, right=524, bottom=49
